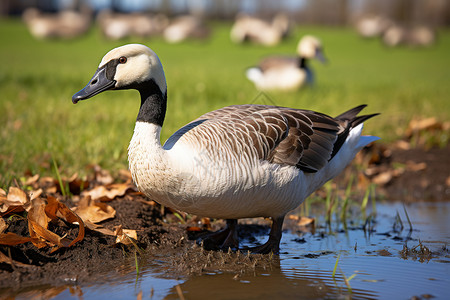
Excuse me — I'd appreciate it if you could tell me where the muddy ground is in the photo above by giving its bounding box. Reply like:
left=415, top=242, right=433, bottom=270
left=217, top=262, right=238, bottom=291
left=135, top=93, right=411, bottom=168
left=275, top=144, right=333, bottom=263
left=0, top=144, right=448, bottom=295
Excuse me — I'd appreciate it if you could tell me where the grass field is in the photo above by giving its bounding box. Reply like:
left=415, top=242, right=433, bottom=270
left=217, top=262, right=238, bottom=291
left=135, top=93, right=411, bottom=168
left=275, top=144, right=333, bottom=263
left=1, top=19, right=449, bottom=187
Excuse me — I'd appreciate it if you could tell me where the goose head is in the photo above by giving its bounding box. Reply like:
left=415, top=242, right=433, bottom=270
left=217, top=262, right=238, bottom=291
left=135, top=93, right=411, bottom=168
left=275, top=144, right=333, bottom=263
left=72, top=44, right=166, bottom=104
left=296, top=35, right=326, bottom=63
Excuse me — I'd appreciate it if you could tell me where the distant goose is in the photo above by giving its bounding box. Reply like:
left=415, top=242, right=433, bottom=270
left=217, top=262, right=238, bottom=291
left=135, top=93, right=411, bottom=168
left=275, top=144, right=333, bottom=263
left=72, top=44, right=379, bottom=254
left=382, top=24, right=436, bottom=48
left=22, top=8, right=91, bottom=40
left=97, top=10, right=169, bottom=40
left=230, top=13, right=291, bottom=46
left=163, top=15, right=210, bottom=43
left=246, top=35, right=326, bottom=91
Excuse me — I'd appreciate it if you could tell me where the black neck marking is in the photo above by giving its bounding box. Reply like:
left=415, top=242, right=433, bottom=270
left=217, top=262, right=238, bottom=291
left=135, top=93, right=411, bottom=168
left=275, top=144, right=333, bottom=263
left=135, top=79, right=167, bottom=127
left=298, top=57, right=308, bottom=69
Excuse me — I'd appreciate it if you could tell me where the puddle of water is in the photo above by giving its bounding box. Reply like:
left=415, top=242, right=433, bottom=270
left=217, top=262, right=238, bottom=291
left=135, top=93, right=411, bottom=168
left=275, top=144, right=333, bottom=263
left=13, top=202, right=450, bottom=299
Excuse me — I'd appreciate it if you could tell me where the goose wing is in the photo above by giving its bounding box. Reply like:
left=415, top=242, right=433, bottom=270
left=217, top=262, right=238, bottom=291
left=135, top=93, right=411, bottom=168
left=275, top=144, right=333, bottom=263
left=258, top=56, right=298, bottom=72
left=166, top=105, right=376, bottom=173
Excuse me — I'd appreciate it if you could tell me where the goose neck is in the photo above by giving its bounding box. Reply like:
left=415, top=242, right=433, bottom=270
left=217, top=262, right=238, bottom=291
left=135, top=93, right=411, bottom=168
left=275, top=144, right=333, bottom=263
left=298, top=57, right=308, bottom=70
left=136, top=79, right=167, bottom=127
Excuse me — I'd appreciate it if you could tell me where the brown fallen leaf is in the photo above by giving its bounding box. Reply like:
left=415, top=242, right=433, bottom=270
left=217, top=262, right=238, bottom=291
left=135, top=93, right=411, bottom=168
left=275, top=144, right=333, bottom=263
left=81, top=183, right=135, bottom=202
left=25, top=174, right=40, bottom=186
left=28, top=197, right=53, bottom=249
left=405, top=117, right=441, bottom=138
left=0, top=187, right=31, bottom=216
left=45, top=196, right=85, bottom=248
left=406, top=161, right=427, bottom=172
left=29, top=188, right=43, bottom=201
left=289, top=215, right=315, bottom=227
left=114, top=225, right=137, bottom=245
left=88, top=164, right=114, bottom=185
left=25, top=196, right=85, bottom=251
left=84, top=220, right=116, bottom=236
left=186, top=226, right=203, bottom=232
left=72, top=196, right=116, bottom=224
left=372, top=171, right=393, bottom=186
left=0, top=232, right=35, bottom=246
left=0, top=218, right=6, bottom=234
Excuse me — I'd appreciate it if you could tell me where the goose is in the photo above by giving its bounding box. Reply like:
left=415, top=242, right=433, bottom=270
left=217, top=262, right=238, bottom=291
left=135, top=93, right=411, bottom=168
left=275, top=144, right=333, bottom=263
left=246, top=35, right=326, bottom=91
left=72, top=44, right=379, bottom=254
left=230, top=13, right=290, bottom=47
left=163, top=15, right=210, bottom=43
left=97, top=10, right=169, bottom=40
left=22, top=8, right=91, bottom=40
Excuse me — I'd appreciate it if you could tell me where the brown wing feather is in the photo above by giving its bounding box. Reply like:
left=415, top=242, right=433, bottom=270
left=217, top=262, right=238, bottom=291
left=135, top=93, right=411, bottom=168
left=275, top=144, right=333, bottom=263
left=168, top=105, right=376, bottom=173
left=258, top=56, right=298, bottom=72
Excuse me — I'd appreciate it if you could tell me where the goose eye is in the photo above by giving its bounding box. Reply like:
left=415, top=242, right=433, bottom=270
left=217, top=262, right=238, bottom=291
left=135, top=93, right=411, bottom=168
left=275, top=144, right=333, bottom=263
left=119, top=56, right=127, bottom=64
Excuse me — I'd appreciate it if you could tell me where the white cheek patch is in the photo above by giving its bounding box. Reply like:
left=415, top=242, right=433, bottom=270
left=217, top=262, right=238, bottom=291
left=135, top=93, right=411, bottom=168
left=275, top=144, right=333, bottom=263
left=97, top=44, right=167, bottom=93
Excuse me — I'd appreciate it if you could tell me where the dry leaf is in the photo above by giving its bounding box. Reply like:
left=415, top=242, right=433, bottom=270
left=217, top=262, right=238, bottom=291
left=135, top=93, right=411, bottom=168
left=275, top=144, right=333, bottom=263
left=25, top=197, right=85, bottom=251
left=406, top=161, right=427, bottom=172
left=0, top=232, right=35, bottom=246
left=405, top=117, right=441, bottom=137
left=186, top=226, right=203, bottom=232
left=0, top=218, right=6, bottom=234
left=28, top=198, right=52, bottom=249
left=73, top=196, right=116, bottom=224
left=45, top=196, right=85, bottom=248
left=81, top=183, right=135, bottom=202
left=25, top=174, right=40, bottom=186
left=29, top=188, right=43, bottom=201
left=289, top=215, right=315, bottom=227
left=84, top=220, right=116, bottom=236
left=89, top=164, right=114, bottom=185
left=0, top=187, right=30, bottom=216
left=114, top=225, right=137, bottom=245
left=372, top=171, right=393, bottom=186
left=0, top=188, right=6, bottom=197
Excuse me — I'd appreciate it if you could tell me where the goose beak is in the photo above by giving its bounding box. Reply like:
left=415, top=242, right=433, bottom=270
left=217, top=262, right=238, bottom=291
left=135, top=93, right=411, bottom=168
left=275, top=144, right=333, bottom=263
left=72, top=66, right=116, bottom=104
left=315, top=49, right=327, bottom=64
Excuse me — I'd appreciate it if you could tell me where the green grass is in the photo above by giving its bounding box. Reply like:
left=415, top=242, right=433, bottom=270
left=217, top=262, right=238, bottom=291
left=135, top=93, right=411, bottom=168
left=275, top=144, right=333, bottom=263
left=1, top=19, right=449, bottom=186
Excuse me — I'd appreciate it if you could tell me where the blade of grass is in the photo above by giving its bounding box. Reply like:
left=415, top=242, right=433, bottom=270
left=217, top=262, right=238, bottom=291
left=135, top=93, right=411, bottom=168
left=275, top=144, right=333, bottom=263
left=52, top=156, right=68, bottom=197
left=135, top=250, right=140, bottom=277
left=402, top=203, right=413, bottom=232
left=332, top=253, right=341, bottom=278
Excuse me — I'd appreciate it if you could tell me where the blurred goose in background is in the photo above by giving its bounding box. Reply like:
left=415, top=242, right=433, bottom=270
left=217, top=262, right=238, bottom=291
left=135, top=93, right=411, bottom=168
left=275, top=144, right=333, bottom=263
left=230, top=13, right=291, bottom=46
left=355, top=14, right=393, bottom=39
left=246, top=35, right=326, bottom=91
left=382, top=24, right=436, bottom=48
left=22, top=8, right=91, bottom=39
left=97, top=10, right=169, bottom=40
left=72, top=44, right=378, bottom=254
left=163, top=15, right=210, bottom=43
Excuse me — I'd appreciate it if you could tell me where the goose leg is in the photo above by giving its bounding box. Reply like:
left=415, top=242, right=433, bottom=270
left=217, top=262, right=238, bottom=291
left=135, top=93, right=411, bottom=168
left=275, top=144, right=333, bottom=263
left=199, top=219, right=239, bottom=251
left=244, top=216, right=285, bottom=255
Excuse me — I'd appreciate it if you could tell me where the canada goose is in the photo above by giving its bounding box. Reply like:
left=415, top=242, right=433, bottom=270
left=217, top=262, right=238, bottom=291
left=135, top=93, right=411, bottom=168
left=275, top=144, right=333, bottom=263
left=381, top=24, right=436, bottom=48
left=355, top=15, right=393, bottom=39
left=246, top=35, right=326, bottom=91
left=163, top=15, right=210, bottom=43
left=72, top=44, right=379, bottom=254
left=230, top=13, right=290, bottom=46
left=97, top=11, right=169, bottom=40
left=22, top=8, right=91, bottom=40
